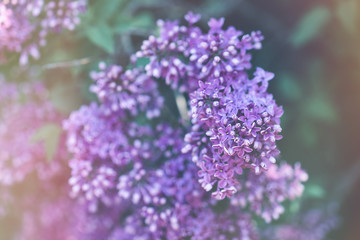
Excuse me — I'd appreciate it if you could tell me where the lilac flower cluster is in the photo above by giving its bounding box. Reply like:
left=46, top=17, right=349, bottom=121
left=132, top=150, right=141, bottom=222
left=63, top=12, right=308, bottom=239
left=230, top=163, right=308, bottom=223
left=135, top=12, right=304, bottom=201
left=183, top=69, right=284, bottom=199
left=135, top=12, right=263, bottom=93
left=65, top=62, right=261, bottom=239
left=0, top=0, right=86, bottom=64
left=64, top=65, right=164, bottom=210
left=89, top=63, right=164, bottom=118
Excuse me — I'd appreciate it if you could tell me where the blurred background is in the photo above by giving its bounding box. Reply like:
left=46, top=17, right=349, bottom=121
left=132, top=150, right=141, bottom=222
left=1, top=0, right=359, bottom=239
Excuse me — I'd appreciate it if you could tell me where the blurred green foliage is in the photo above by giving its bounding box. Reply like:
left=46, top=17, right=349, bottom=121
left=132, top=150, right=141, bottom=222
left=290, top=6, right=330, bottom=47
left=81, top=0, right=154, bottom=54
left=85, top=23, right=115, bottom=54
left=336, top=0, right=358, bottom=35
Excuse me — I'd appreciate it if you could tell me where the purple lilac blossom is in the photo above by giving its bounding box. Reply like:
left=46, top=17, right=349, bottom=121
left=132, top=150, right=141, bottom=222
left=230, top=163, right=308, bottom=223
left=64, top=12, right=308, bottom=239
left=135, top=12, right=263, bottom=92
left=0, top=0, right=86, bottom=64
left=65, top=92, right=259, bottom=238
left=135, top=12, right=292, bottom=200
left=90, top=63, right=164, bottom=118
left=183, top=70, right=284, bottom=198
left=64, top=102, right=171, bottom=211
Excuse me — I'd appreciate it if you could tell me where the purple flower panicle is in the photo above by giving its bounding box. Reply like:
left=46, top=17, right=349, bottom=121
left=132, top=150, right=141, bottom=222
left=63, top=12, right=308, bottom=239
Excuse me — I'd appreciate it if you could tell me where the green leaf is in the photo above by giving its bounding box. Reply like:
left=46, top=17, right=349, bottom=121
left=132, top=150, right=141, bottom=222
left=50, top=80, right=84, bottom=114
left=336, top=0, right=358, bottom=35
left=298, top=122, right=317, bottom=147
left=91, top=0, right=126, bottom=22
left=113, top=13, right=154, bottom=34
left=305, top=184, right=325, bottom=198
left=304, top=95, right=337, bottom=123
left=134, top=57, right=150, bottom=68
left=31, top=124, right=62, bottom=162
left=113, top=21, right=133, bottom=34
left=290, top=6, right=330, bottom=47
left=131, top=13, right=153, bottom=28
left=85, top=23, right=115, bottom=54
left=289, top=199, right=301, bottom=214
left=278, top=73, right=302, bottom=101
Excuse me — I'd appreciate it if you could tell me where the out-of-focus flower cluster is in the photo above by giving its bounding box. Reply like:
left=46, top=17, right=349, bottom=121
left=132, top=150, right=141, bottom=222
left=0, top=79, right=64, bottom=186
left=0, top=0, right=86, bottom=64
left=0, top=79, right=84, bottom=239
left=230, top=163, right=308, bottom=223
left=265, top=204, right=340, bottom=240
left=63, top=12, right=308, bottom=239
